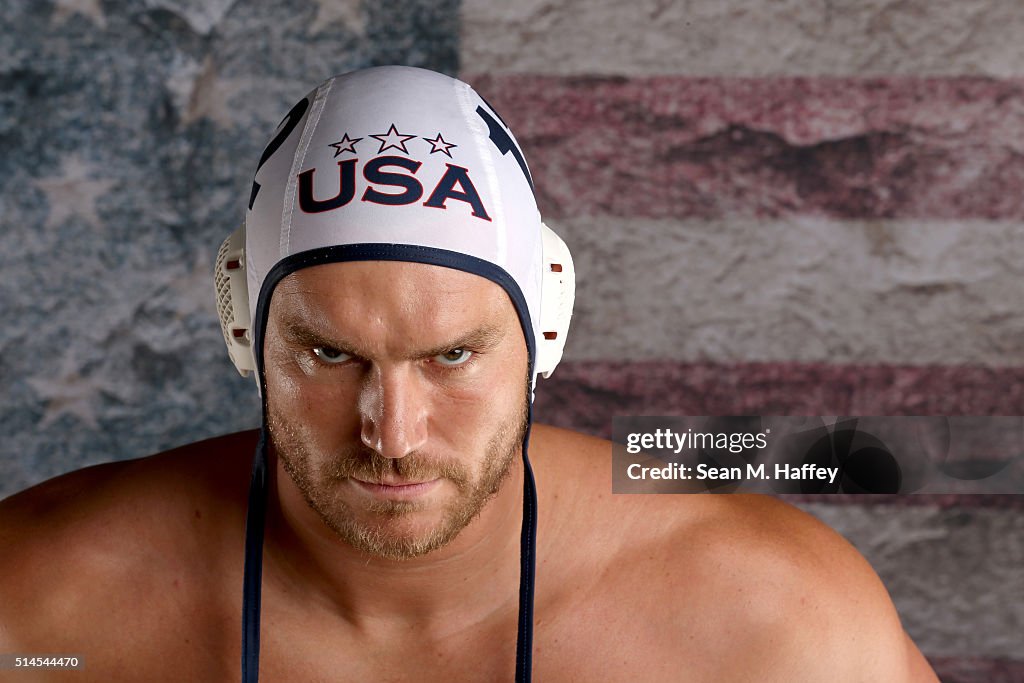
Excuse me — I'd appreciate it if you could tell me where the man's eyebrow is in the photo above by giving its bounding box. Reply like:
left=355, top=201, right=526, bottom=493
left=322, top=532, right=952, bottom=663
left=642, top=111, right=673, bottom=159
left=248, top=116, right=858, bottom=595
left=279, top=317, right=342, bottom=348
left=415, top=324, right=506, bottom=358
left=278, top=316, right=507, bottom=359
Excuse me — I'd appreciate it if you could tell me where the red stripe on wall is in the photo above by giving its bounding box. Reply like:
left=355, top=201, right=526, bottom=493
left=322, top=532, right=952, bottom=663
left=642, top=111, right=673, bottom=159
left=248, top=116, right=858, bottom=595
left=782, top=494, right=1024, bottom=510
left=929, top=657, right=1024, bottom=683
left=535, top=361, right=1024, bottom=507
left=534, top=360, right=1022, bottom=435
left=467, top=75, right=1024, bottom=221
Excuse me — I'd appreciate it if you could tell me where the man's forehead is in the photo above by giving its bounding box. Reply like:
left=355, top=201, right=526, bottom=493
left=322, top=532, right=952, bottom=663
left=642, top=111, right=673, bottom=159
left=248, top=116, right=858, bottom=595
left=267, top=261, right=523, bottom=360
left=270, top=260, right=518, bottom=331
left=277, top=259, right=503, bottom=295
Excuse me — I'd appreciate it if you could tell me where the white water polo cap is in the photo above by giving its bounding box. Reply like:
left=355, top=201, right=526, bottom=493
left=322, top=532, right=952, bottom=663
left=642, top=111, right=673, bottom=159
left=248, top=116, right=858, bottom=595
left=215, top=65, right=574, bottom=397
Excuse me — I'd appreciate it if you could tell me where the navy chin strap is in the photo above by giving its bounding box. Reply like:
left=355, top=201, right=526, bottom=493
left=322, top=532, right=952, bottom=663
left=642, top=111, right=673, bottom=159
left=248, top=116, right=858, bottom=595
left=515, top=419, right=539, bottom=682
left=241, top=429, right=267, bottom=683
left=240, top=427, right=539, bottom=682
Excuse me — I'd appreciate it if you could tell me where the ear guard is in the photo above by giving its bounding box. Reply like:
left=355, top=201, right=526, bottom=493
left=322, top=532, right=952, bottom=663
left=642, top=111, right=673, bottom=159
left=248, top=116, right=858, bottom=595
left=535, top=223, right=575, bottom=378
left=214, top=223, right=575, bottom=380
left=214, top=226, right=257, bottom=377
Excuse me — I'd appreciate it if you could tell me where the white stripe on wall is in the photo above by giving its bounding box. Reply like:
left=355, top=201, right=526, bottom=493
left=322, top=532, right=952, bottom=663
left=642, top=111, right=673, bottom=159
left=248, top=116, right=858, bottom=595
left=461, top=0, right=1024, bottom=76
left=553, top=216, right=1024, bottom=365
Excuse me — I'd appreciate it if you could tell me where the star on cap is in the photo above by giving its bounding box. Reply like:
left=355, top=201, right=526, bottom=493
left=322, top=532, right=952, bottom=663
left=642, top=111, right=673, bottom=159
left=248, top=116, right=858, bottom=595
left=328, top=133, right=362, bottom=156
left=369, top=123, right=417, bottom=155
left=423, top=132, right=457, bottom=158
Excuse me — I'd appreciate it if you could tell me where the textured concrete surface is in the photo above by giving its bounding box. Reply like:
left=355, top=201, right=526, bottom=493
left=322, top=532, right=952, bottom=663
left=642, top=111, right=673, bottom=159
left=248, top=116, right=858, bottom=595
left=0, top=0, right=460, bottom=497
left=467, top=75, right=1024, bottom=220
left=463, top=0, right=1024, bottom=76
left=929, top=657, right=1024, bottom=683
left=534, top=361, right=1024, bottom=438
left=798, top=503, right=1024, bottom=658
left=550, top=216, right=1024, bottom=366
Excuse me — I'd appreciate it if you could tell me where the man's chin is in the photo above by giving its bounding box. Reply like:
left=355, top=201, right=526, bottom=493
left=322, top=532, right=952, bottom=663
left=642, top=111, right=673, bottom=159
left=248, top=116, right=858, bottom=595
left=333, top=514, right=467, bottom=560
left=306, top=488, right=457, bottom=557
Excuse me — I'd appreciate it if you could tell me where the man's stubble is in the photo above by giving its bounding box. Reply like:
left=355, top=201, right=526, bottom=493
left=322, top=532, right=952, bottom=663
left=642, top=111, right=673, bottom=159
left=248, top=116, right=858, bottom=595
left=267, top=384, right=529, bottom=561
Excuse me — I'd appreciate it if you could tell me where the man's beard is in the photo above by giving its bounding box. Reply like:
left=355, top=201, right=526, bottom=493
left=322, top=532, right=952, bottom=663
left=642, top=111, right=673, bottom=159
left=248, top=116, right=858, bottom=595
left=267, top=394, right=529, bottom=561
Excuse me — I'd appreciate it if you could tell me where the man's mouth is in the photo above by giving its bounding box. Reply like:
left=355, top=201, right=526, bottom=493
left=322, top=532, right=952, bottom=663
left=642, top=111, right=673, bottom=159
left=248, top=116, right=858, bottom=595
left=350, top=476, right=442, bottom=499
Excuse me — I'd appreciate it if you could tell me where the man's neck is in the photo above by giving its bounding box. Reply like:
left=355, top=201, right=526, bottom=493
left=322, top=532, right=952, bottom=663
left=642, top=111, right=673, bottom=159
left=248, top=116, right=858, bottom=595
left=261, top=450, right=526, bottom=639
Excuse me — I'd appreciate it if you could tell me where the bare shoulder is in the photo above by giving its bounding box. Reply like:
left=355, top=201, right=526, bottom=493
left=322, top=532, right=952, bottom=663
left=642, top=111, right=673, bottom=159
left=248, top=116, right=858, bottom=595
left=0, top=428, right=258, bottom=541
left=528, top=424, right=936, bottom=682
left=0, top=430, right=259, bottom=672
left=660, top=495, right=937, bottom=681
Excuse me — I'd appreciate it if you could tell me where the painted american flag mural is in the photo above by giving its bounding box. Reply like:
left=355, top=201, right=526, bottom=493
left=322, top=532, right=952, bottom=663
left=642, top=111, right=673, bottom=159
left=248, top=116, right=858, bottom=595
left=1, top=0, right=1021, bottom=679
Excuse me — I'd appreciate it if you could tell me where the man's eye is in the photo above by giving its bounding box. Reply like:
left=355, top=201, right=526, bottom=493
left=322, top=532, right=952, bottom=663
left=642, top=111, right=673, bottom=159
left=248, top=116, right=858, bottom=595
left=312, top=347, right=351, bottom=364
left=434, top=349, right=473, bottom=366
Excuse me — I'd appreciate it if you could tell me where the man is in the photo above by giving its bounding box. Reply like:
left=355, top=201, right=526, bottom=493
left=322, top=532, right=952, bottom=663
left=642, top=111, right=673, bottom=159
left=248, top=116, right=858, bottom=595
left=1, top=66, right=938, bottom=681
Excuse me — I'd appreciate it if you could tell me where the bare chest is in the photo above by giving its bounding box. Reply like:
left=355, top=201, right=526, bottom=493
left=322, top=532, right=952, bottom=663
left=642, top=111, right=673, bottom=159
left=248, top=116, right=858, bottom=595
left=255, top=603, right=517, bottom=683
left=62, top=577, right=765, bottom=683
left=249, top=593, right=748, bottom=683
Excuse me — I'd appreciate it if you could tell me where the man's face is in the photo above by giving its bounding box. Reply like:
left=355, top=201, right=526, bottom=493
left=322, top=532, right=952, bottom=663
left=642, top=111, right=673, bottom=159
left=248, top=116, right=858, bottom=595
left=263, top=260, right=529, bottom=560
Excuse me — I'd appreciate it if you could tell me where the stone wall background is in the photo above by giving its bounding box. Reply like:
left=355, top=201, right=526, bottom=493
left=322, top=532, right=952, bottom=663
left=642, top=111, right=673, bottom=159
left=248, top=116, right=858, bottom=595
left=1, top=0, right=460, bottom=490
left=1, top=0, right=1021, bottom=678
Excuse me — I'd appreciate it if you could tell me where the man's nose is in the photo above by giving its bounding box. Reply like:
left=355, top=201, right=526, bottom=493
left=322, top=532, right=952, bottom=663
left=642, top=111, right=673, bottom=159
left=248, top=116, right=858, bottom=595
left=358, top=364, right=429, bottom=459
